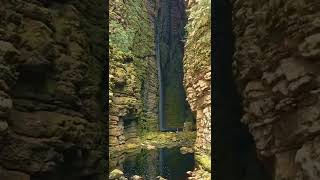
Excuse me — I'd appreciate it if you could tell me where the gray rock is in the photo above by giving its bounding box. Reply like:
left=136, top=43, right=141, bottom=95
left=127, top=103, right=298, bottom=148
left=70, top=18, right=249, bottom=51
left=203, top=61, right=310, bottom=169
left=131, top=175, right=143, bottom=180
left=0, top=120, right=8, bottom=133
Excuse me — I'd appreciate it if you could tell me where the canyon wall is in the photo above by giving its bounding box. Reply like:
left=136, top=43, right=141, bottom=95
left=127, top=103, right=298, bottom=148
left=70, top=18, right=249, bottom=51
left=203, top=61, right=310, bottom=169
left=233, top=0, right=320, bottom=179
left=0, top=0, right=106, bottom=179
left=183, top=0, right=211, bottom=173
left=109, top=0, right=159, bottom=150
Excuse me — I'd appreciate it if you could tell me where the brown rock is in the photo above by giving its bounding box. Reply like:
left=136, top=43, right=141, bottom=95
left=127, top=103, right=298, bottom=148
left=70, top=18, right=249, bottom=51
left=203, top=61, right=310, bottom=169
left=299, top=33, right=320, bottom=58
left=0, top=167, right=30, bottom=180
left=233, top=0, right=320, bottom=179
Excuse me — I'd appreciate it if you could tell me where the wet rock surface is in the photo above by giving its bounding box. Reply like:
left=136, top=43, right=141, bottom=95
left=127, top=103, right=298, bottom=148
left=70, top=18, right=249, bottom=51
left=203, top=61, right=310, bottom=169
left=233, top=0, right=320, bottom=179
left=183, top=0, right=211, bottom=178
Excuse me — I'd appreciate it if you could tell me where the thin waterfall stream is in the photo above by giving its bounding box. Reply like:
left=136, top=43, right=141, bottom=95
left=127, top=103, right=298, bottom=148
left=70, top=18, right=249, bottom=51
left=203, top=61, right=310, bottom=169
left=156, top=0, right=191, bottom=132
left=156, top=19, right=165, bottom=131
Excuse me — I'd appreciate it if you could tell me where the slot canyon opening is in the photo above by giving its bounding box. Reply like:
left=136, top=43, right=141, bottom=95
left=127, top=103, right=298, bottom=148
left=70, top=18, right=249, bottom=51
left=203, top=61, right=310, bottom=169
left=156, top=0, right=194, bottom=131
left=213, top=1, right=272, bottom=180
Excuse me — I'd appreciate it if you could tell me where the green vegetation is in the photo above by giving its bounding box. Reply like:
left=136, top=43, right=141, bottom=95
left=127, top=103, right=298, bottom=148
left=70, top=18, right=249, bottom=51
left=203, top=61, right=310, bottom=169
left=109, top=0, right=154, bottom=57
left=184, top=0, right=211, bottom=74
left=195, top=153, right=211, bottom=172
left=109, top=0, right=155, bottom=130
left=163, top=85, right=186, bottom=128
left=110, top=131, right=196, bottom=153
left=138, top=114, right=158, bottom=135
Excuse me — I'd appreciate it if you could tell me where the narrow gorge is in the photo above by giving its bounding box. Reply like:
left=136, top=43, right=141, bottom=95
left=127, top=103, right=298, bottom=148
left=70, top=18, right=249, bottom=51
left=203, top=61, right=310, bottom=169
left=109, top=0, right=211, bottom=179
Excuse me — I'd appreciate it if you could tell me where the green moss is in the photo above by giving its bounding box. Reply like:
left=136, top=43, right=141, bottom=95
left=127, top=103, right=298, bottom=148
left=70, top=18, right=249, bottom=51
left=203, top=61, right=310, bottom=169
left=138, top=114, right=158, bottom=135
left=195, top=153, right=211, bottom=172
left=109, top=0, right=158, bottom=134
left=109, top=0, right=154, bottom=57
left=184, top=0, right=211, bottom=75
left=109, top=21, right=135, bottom=53
left=163, top=84, right=185, bottom=128
left=125, top=143, right=140, bottom=150
left=141, top=131, right=196, bottom=147
left=109, top=131, right=196, bottom=154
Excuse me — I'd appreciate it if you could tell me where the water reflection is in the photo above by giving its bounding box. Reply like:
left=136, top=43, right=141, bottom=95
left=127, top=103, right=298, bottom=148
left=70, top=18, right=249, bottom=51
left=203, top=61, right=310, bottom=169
left=109, top=147, right=195, bottom=180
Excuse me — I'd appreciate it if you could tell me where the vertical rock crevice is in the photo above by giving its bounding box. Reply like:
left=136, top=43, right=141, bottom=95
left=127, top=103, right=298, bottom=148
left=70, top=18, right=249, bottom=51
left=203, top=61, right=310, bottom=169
left=156, top=0, right=193, bottom=130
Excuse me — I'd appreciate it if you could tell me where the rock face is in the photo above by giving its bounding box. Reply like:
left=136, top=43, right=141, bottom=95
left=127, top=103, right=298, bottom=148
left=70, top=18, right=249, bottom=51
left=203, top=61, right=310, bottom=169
left=183, top=0, right=211, bottom=173
left=109, top=0, right=159, bottom=150
left=233, top=0, right=320, bottom=179
left=0, top=0, right=106, bottom=179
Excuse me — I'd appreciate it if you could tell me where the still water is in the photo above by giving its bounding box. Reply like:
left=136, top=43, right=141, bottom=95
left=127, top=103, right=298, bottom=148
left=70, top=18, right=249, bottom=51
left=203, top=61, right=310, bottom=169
left=110, top=147, right=195, bottom=180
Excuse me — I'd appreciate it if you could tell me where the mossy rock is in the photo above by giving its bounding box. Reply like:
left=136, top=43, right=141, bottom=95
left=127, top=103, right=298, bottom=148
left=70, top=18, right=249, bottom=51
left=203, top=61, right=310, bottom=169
left=184, top=0, right=211, bottom=75
left=195, top=154, right=211, bottom=172
left=125, top=143, right=140, bottom=150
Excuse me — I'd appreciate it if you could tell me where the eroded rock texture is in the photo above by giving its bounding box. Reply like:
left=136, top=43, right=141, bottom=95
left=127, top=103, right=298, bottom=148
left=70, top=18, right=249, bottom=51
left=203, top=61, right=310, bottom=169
left=109, top=0, right=159, bottom=150
left=183, top=0, right=211, bottom=173
left=0, top=0, right=106, bottom=179
left=234, top=0, right=320, bottom=179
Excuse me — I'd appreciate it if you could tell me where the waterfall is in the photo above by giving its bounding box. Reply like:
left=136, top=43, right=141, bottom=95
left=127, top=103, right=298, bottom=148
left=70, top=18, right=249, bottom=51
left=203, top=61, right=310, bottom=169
left=156, top=16, right=183, bottom=132
left=156, top=20, right=164, bottom=131
left=156, top=3, right=184, bottom=132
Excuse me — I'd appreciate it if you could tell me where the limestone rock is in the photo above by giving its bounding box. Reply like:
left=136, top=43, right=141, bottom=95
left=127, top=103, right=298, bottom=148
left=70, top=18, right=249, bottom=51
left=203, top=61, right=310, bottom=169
left=146, top=144, right=156, bottom=150
left=109, top=169, right=124, bottom=180
left=233, top=0, right=320, bottom=179
left=131, top=175, right=143, bottom=180
left=180, top=146, right=194, bottom=154
left=0, top=120, right=8, bottom=134
left=299, top=33, right=320, bottom=58
left=0, top=167, right=30, bottom=180
left=0, top=0, right=106, bottom=178
left=0, top=92, right=12, bottom=117
left=183, top=0, right=211, bottom=176
left=156, top=176, right=167, bottom=180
